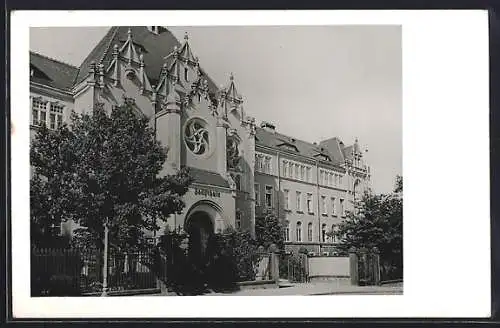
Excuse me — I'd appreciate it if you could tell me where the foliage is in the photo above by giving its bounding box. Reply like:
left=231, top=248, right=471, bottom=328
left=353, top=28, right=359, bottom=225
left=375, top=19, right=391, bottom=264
left=255, top=210, right=284, bottom=251
left=331, top=176, right=403, bottom=274
left=394, top=175, right=403, bottom=194
left=30, top=104, right=193, bottom=250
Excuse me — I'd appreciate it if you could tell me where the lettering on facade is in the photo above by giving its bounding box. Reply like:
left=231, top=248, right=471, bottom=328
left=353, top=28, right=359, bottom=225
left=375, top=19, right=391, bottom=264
left=194, top=187, right=221, bottom=198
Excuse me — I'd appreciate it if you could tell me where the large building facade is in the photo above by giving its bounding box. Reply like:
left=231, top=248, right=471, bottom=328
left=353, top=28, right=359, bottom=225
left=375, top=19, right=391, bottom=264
left=29, top=26, right=371, bottom=254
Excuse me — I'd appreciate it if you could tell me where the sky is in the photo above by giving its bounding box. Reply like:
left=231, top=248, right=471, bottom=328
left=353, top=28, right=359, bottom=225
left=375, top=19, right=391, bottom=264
left=30, top=26, right=401, bottom=194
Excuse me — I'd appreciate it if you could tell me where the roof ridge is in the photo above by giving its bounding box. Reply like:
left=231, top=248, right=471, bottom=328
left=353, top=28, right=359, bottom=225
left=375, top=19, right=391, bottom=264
left=30, top=50, right=79, bottom=69
left=97, top=26, right=120, bottom=65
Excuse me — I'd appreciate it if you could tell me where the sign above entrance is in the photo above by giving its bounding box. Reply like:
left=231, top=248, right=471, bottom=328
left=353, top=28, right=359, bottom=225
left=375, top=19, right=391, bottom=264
left=195, top=187, right=221, bottom=198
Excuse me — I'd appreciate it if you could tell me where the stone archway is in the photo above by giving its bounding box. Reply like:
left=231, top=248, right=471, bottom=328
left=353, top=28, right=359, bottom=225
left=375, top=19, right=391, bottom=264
left=184, top=201, right=225, bottom=269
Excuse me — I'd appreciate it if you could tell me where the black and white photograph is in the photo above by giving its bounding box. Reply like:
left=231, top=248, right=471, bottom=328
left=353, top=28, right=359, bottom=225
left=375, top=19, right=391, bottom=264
left=9, top=10, right=490, bottom=319
left=27, top=24, right=403, bottom=297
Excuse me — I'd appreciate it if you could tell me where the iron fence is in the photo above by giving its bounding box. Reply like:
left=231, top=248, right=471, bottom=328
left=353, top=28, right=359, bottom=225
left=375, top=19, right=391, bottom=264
left=31, top=247, right=163, bottom=296
left=279, top=252, right=308, bottom=283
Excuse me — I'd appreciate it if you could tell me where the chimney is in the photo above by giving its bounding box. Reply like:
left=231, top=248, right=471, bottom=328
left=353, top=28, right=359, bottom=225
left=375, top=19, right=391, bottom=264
left=260, top=121, right=276, bottom=133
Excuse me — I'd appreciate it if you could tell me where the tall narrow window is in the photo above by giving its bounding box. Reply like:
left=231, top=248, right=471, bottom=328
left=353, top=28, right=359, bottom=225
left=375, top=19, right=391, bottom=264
left=235, top=211, right=242, bottom=230
left=319, top=170, right=324, bottom=185
left=265, top=157, right=271, bottom=174
left=301, top=166, right=305, bottom=181
left=284, top=189, right=290, bottom=210
left=306, top=193, right=313, bottom=213
left=283, top=160, right=288, bottom=177
left=265, top=185, right=273, bottom=207
left=307, top=223, right=313, bottom=242
left=288, top=162, right=293, bottom=178
left=331, top=197, right=336, bottom=215
left=32, top=98, right=47, bottom=126
left=184, top=67, right=189, bottom=81
left=254, top=184, right=260, bottom=205
left=284, top=221, right=290, bottom=242
left=296, top=222, right=302, bottom=242
left=321, top=196, right=327, bottom=214
left=340, top=198, right=345, bottom=216
left=321, top=224, right=327, bottom=242
left=50, top=102, right=64, bottom=130
left=296, top=191, right=302, bottom=211
left=331, top=224, right=337, bottom=243
left=294, top=164, right=299, bottom=179
left=307, top=167, right=312, bottom=182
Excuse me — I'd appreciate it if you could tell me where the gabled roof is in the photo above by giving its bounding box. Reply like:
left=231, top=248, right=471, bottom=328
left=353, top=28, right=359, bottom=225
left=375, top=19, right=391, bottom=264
left=74, top=26, right=218, bottom=92
left=255, top=127, right=345, bottom=165
left=30, top=52, right=79, bottom=91
left=188, top=167, right=229, bottom=188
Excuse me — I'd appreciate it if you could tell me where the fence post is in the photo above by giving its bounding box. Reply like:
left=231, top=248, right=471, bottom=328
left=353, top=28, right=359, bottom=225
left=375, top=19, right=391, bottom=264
left=348, top=247, right=358, bottom=286
left=269, top=244, right=279, bottom=285
left=372, top=247, right=381, bottom=286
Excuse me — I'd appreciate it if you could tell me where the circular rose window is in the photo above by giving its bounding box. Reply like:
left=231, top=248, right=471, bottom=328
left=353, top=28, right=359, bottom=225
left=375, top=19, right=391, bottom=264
left=184, top=118, right=210, bottom=155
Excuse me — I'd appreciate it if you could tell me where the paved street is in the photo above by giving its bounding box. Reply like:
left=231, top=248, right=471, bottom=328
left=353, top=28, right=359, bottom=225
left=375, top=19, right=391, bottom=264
left=205, top=281, right=403, bottom=296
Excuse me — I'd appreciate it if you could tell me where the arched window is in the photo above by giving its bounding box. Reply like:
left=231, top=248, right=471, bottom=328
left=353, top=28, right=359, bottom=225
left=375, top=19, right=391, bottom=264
left=284, top=221, right=290, bottom=242
left=321, top=224, right=327, bottom=242
left=307, top=222, right=313, bottom=242
left=296, top=221, right=302, bottom=242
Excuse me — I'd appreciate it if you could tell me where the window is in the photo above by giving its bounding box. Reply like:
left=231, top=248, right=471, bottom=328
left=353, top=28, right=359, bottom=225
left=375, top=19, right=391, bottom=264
left=340, top=198, right=345, bottom=216
left=32, top=98, right=47, bottom=127
left=284, top=189, right=290, bottom=210
left=184, top=67, right=189, bottom=81
left=307, top=223, right=313, bottom=242
left=264, top=157, right=271, bottom=174
left=185, top=118, right=209, bottom=155
left=319, top=170, right=324, bottom=184
left=306, top=193, right=313, bottom=213
left=235, top=211, right=242, bottom=230
left=296, top=191, right=302, bottom=211
left=321, top=224, right=327, bottom=243
left=296, top=222, right=302, bottom=242
left=294, top=164, right=299, bottom=179
left=331, top=197, right=336, bottom=215
left=321, top=196, right=327, bottom=214
left=283, top=160, right=288, bottom=177
left=254, top=184, right=260, bottom=205
left=50, top=102, right=64, bottom=130
left=331, top=224, right=337, bottom=243
left=265, top=185, right=273, bottom=207
left=301, top=166, right=305, bottom=181
left=284, top=221, right=290, bottom=242
left=306, top=167, right=312, bottom=182
left=339, top=175, right=343, bottom=185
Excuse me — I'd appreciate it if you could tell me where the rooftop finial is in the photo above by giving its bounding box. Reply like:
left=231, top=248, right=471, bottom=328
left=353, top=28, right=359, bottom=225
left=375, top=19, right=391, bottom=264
left=184, top=32, right=189, bottom=41
left=355, top=137, right=359, bottom=143
left=127, top=28, right=132, bottom=37
left=230, top=72, right=234, bottom=81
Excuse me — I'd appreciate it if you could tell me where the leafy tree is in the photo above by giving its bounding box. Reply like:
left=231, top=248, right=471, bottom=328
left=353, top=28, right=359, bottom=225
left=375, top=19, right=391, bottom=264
left=331, top=176, right=403, bottom=277
left=30, top=104, right=193, bottom=250
left=255, top=210, right=284, bottom=251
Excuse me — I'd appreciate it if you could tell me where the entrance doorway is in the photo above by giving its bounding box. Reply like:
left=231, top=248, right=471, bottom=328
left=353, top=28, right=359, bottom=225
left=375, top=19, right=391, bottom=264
left=186, top=211, right=214, bottom=269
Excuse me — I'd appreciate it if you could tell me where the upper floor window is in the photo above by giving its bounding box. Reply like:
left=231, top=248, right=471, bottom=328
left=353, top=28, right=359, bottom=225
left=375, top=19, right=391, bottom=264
left=340, top=198, right=345, bottom=216
left=255, top=153, right=272, bottom=174
left=284, top=189, right=290, bottom=210
left=307, top=222, right=313, bottom=242
left=296, top=191, right=302, bottom=211
left=331, top=197, right=336, bottom=215
left=306, top=193, right=313, bottom=213
left=254, top=183, right=260, bottom=205
left=282, top=160, right=288, bottom=177
left=265, top=185, right=273, bottom=208
left=321, top=196, right=327, bottom=214
left=32, top=98, right=47, bottom=127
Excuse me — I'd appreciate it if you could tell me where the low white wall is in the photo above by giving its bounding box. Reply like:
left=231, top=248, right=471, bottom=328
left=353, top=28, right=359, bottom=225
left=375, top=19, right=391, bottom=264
left=308, top=256, right=350, bottom=278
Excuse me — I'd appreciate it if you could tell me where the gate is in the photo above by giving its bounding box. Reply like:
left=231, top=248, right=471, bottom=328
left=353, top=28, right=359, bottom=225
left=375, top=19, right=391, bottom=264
left=279, top=252, right=308, bottom=283
left=355, top=247, right=381, bottom=286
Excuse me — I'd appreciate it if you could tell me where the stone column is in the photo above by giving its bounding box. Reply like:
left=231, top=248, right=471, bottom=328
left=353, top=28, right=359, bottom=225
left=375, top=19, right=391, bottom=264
left=269, top=244, right=280, bottom=285
left=349, top=246, right=358, bottom=286
left=156, top=94, right=181, bottom=176
left=216, top=116, right=229, bottom=177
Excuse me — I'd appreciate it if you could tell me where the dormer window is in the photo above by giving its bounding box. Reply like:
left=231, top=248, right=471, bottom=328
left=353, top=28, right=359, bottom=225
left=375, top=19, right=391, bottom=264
left=148, top=26, right=160, bottom=34
left=277, top=142, right=298, bottom=153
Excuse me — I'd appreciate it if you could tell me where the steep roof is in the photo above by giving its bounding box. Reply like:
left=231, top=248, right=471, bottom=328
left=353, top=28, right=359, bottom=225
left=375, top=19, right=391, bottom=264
left=29, top=52, right=79, bottom=91
left=74, top=26, right=218, bottom=92
left=189, top=167, right=229, bottom=188
left=255, top=127, right=345, bottom=165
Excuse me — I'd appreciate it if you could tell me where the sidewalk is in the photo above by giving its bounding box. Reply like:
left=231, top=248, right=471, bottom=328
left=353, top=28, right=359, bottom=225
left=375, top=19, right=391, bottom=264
left=205, top=281, right=403, bottom=296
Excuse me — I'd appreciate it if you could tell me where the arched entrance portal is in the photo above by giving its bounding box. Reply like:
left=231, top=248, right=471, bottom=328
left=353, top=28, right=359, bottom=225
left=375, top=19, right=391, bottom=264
left=186, top=211, right=213, bottom=268
left=184, top=200, right=225, bottom=270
